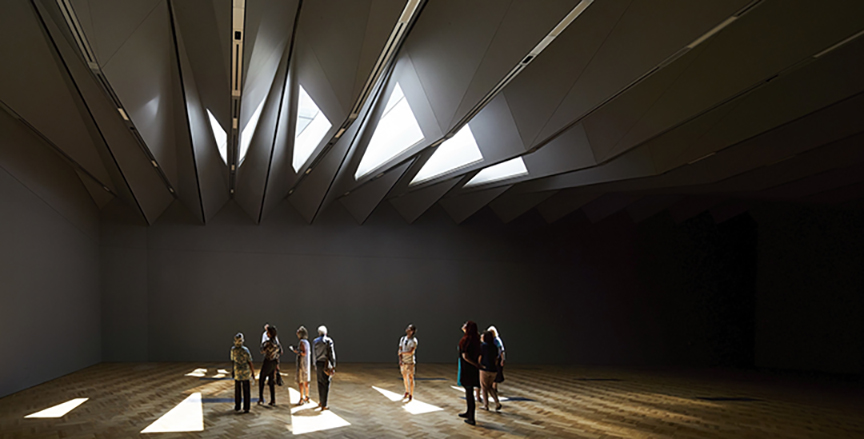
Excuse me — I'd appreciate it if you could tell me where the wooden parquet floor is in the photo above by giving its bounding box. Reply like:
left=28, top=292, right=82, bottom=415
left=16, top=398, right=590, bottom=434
left=1, top=363, right=862, bottom=438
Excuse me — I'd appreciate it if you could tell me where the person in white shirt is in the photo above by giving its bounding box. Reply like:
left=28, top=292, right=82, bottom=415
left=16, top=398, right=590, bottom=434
left=261, top=323, right=270, bottom=345
left=398, top=324, right=417, bottom=401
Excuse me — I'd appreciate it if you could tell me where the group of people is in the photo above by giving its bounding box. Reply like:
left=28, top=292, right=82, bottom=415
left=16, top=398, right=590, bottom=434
left=457, top=322, right=506, bottom=426
left=229, top=320, right=507, bottom=429
left=230, top=323, right=336, bottom=413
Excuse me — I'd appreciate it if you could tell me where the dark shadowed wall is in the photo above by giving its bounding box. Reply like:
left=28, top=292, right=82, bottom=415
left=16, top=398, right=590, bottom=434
left=754, top=206, right=864, bottom=375
left=100, top=194, right=760, bottom=368
left=0, top=111, right=101, bottom=398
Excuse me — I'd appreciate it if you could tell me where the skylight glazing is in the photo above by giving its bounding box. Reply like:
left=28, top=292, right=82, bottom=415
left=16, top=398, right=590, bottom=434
left=410, top=124, right=483, bottom=185
left=293, top=86, right=332, bottom=173
left=354, top=83, right=424, bottom=179
left=207, top=110, right=228, bottom=165
left=464, top=156, right=528, bottom=187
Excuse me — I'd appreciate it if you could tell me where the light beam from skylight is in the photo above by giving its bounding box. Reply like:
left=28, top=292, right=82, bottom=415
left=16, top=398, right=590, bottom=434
left=464, top=156, right=528, bottom=187
left=355, top=83, right=424, bottom=179
left=239, top=98, right=266, bottom=166
left=293, top=86, right=332, bottom=173
left=410, top=125, right=482, bottom=185
left=207, top=111, right=228, bottom=164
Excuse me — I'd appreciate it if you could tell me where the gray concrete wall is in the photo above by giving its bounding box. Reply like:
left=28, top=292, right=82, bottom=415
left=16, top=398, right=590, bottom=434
left=101, top=194, right=760, bottom=367
left=0, top=111, right=101, bottom=398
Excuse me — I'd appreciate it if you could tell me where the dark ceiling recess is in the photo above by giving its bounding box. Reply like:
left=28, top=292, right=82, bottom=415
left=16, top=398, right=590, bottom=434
left=0, top=0, right=861, bottom=226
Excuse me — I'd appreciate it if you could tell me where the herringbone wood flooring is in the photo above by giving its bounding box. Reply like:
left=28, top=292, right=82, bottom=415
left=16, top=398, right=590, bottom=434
left=1, top=363, right=862, bottom=438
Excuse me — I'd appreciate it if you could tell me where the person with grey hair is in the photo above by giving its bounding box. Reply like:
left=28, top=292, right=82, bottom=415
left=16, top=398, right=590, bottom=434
left=312, top=325, right=336, bottom=410
left=230, top=332, right=255, bottom=413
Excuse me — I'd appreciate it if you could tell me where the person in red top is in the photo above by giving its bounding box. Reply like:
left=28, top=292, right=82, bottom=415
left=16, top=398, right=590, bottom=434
left=457, top=321, right=481, bottom=426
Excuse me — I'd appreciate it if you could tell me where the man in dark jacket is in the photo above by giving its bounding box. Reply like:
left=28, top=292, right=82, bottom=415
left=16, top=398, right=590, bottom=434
left=312, top=325, right=336, bottom=410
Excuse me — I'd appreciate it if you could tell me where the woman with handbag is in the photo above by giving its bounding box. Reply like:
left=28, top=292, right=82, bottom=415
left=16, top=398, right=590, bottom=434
left=457, top=321, right=481, bottom=426
left=259, top=326, right=283, bottom=406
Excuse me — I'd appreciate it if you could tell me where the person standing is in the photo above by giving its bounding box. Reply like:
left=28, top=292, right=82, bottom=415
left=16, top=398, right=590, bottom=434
left=231, top=333, right=256, bottom=413
left=290, top=326, right=312, bottom=405
left=259, top=326, right=283, bottom=406
left=398, top=324, right=418, bottom=401
left=487, top=325, right=505, bottom=391
left=457, top=321, right=481, bottom=426
left=478, top=331, right=502, bottom=411
left=261, top=323, right=270, bottom=345
left=313, top=325, right=336, bottom=410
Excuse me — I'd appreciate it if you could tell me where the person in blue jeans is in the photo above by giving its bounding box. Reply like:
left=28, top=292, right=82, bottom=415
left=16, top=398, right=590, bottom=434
left=231, top=333, right=256, bottom=413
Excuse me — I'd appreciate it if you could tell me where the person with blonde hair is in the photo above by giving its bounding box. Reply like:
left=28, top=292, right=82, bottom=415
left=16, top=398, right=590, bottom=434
left=487, top=325, right=505, bottom=391
left=290, top=326, right=312, bottom=405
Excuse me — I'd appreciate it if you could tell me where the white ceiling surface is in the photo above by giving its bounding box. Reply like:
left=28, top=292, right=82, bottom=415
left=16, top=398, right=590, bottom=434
left=1, top=0, right=862, bottom=228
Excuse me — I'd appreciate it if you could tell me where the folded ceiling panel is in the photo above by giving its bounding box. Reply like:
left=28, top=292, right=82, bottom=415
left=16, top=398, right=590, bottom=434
left=440, top=184, right=511, bottom=224
left=533, top=0, right=750, bottom=148
left=489, top=189, right=557, bottom=223
left=0, top=0, right=114, bottom=189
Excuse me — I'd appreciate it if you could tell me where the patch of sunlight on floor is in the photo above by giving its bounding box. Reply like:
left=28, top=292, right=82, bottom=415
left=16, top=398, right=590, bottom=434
left=185, top=368, right=207, bottom=377
left=372, top=386, right=404, bottom=402
left=287, top=388, right=350, bottom=435
left=25, top=398, right=88, bottom=418
left=141, top=393, right=203, bottom=433
left=217, top=369, right=230, bottom=374
left=372, top=386, right=443, bottom=415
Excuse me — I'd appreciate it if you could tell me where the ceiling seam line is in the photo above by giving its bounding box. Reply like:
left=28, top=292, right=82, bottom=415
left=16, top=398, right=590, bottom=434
left=166, top=0, right=205, bottom=223
left=0, top=99, right=117, bottom=195
left=516, top=58, right=859, bottom=192
left=307, top=0, right=429, bottom=223
left=97, top=0, right=165, bottom=69
left=447, top=0, right=513, bottom=130
left=0, top=160, right=98, bottom=243
left=602, top=42, right=711, bottom=162
left=355, top=158, right=416, bottom=225
left=30, top=0, right=150, bottom=224
left=289, top=0, right=429, bottom=197
left=527, top=0, right=634, bottom=149
left=257, top=0, right=303, bottom=224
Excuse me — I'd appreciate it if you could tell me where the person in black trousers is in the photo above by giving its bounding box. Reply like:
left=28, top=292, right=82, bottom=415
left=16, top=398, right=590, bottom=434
left=313, top=325, right=336, bottom=410
left=230, top=333, right=255, bottom=413
left=457, top=321, right=481, bottom=426
left=258, top=326, right=282, bottom=406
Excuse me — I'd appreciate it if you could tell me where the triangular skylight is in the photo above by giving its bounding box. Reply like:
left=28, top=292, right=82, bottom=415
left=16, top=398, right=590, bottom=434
left=464, top=156, right=528, bottom=187
left=207, top=110, right=228, bottom=165
left=238, top=98, right=266, bottom=165
left=410, top=124, right=483, bottom=185
left=293, top=86, right=332, bottom=173
left=354, top=83, right=424, bottom=179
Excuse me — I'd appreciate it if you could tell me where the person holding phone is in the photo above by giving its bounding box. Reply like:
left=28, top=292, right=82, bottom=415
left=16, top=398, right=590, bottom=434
left=290, top=326, right=312, bottom=405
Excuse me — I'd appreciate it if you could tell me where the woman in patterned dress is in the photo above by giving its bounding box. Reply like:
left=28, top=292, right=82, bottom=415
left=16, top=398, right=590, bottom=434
left=291, top=326, right=312, bottom=405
